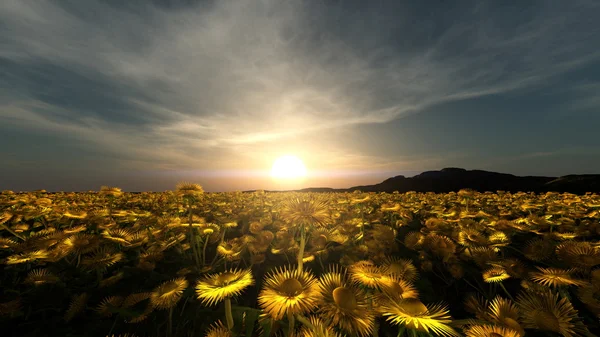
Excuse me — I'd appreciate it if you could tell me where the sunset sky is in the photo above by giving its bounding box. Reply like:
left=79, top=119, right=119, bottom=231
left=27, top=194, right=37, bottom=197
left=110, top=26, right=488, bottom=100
left=1, top=0, right=599, bottom=192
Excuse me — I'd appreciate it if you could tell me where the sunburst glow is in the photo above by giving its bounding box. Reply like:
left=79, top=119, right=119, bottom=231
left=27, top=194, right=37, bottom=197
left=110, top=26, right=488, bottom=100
left=270, top=155, right=307, bottom=179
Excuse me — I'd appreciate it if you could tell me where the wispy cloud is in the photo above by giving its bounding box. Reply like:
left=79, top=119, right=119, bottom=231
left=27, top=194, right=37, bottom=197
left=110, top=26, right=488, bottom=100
left=1, top=0, right=599, bottom=173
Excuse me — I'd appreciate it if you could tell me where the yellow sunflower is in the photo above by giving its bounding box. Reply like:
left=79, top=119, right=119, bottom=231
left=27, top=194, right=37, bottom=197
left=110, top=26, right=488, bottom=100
left=483, top=267, right=511, bottom=283
left=24, top=268, right=59, bottom=286
left=348, top=261, right=388, bottom=289
left=298, top=316, right=344, bottom=337
left=150, top=277, right=188, bottom=310
left=195, top=269, right=254, bottom=306
left=258, top=266, right=321, bottom=321
left=204, top=320, right=231, bottom=337
left=529, top=267, right=588, bottom=288
left=464, top=325, right=521, bottom=337
left=516, top=290, right=589, bottom=337
left=380, top=256, right=419, bottom=282
left=317, top=266, right=374, bottom=336
left=487, top=296, right=525, bottom=336
left=280, top=196, right=331, bottom=227
left=380, top=298, right=460, bottom=337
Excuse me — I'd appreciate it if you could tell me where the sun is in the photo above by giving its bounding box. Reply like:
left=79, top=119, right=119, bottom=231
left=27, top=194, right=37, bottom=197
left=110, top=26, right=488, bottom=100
left=271, top=155, right=307, bottom=179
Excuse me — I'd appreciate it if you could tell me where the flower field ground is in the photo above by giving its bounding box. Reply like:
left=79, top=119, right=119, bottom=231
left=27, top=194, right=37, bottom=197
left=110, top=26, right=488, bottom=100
left=1, top=185, right=599, bottom=337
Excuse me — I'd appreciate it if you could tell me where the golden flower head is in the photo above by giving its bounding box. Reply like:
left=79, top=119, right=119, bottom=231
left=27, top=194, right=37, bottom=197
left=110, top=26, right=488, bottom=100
left=317, top=265, right=374, bottom=337
left=516, top=290, right=589, bottom=337
left=523, top=238, right=554, bottom=262
left=204, top=320, right=231, bottom=337
left=377, top=276, right=420, bottom=303
left=299, top=316, right=344, bottom=337
left=465, top=325, right=521, bottom=337
left=175, top=182, right=204, bottom=198
left=348, top=261, right=388, bottom=289
left=195, top=268, right=254, bottom=306
left=150, top=277, right=188, bottom=310
left=258, top=265, right=321, bottom=320
left=24, top=268, right=59, bottom=286
left=100, top=186, right=123, bottom=198
left=281, top=196, right=331, bottom=227
left=487, top=296, right=524, bottom=336
left=529, top=267, right=589, bottom=288
left=380, top=256, right=419, bottom=282
left=380, top=298, right=460, bottom=337
left=483, top=267, right=511, bottom=283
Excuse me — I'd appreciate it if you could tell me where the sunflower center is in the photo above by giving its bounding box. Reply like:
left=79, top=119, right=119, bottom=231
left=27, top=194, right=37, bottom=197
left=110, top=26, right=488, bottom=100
left=388, top=262, right=404, bottom=275
left=280, top=278, right=303, bottom=297
left=313, top=235, right=328, bottom=247
left=161, top=282, right=179, bottom=294
left=384, top=281, right=404, bottom=296
left=489, top=333, right=503, bottom=337
left=399, top=298, right=428, bottom=316
left=332, top=287, right=357, bottom=310
left=533, top=310, right=560, bottom=332
left=217, top=272, right=237, bottom=285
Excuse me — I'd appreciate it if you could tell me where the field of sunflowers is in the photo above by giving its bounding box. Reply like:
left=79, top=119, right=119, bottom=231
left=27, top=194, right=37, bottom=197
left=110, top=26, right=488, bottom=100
left=1, top=184, right=599, bottom=337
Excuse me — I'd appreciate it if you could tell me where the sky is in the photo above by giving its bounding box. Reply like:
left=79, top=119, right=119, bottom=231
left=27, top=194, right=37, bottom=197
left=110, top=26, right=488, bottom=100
left=1, top=0, right=599, bottom=192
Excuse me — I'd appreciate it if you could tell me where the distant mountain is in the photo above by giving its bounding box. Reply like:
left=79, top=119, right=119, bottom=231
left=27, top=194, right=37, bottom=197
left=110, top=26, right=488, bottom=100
left=288, top=168, right=600, bottom=194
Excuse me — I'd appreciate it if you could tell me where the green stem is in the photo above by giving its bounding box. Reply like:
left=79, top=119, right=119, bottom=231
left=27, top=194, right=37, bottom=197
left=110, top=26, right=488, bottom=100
left=187, top=205, right=200, bottom=268
left=224, top=298, right=234, bottom=330
left=287, top=310, right=295, bottom=336
left=210, top=228, right=227, bottom=266
left=297, top=226, right=306, bottom=273
left=0, top=224, right=24, bottom=240
left=202, top=236, right=209, bottom=266
left=498, top=282, right=515, bottom=301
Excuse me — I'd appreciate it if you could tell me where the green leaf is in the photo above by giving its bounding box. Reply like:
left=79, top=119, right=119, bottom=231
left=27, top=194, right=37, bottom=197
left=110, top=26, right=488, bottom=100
left=245, top=307, right=259, bottom=337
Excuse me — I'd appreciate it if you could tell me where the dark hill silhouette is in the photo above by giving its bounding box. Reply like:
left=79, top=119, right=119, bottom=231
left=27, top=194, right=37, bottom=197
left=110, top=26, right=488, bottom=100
left=268, top=168, right=600, bottom=194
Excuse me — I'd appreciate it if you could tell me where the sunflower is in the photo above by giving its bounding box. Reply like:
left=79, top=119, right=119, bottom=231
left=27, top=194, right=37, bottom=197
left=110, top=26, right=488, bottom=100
left=258, top=266, right=321, bottom=320
left=102, top=228, right=133, bottom=245
left=457, top=229, right=488, bottom=247
left=529, top=267, right=588, bottom=288
left=380, top=298, right=460, bottom=337
left=556, top=241, right=600, bottom=269
left=467, top=247, right=498, bottom=268
left=380, top=256, right=419, bottom=282
left=483, top=267, right=511, bottom=283
left=348, top=261, right=388, bottom=289
left=100, top=186, right=123, bottom=198
left=81, top=247, right=124, bottom=272
left=176, top=182, right=204, bottom=198
left=61, top=234, right=100, bottom=255
left=195, top=269, right=254, bottom=306
left=204, top=321, right=231, bottom=337
left=281, top=196, right=331, bottom=227
left=463, top=293, right=489, bottom=320
left=150, top=277, right=188, bottom=310
left=24, top=268, right=59, bottom=286
left=65, top=293, right=88, bottom=322
left=487, top=296, right=525, bottom=336
left=523, top=238, right=554, bottom=262
left=298, top=316, right=344, bottom=337
left=317, top=266, right=374, bottom=336
left=577, top=283, right=600, bottom=316
left=216, top=239, right=244, bottom=261
left=122, top=292, right=154, bottom=323
left=464, top=325, right=521, bottom=337
left=96, top=296, right=124, bottom=317
left=516, top=290, right=589, bottom=337
left=377, top=276, right=420, bottom=303
left=404, top=232, right=424, bottom=250
left=5, top=250, right=49, bottom=264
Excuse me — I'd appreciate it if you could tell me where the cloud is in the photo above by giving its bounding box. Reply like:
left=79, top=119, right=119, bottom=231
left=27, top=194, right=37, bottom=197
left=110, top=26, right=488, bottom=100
left=1, top=0, right=599, bottom=173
